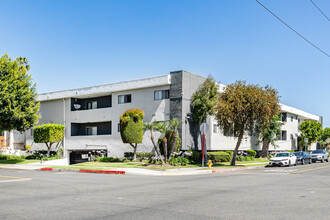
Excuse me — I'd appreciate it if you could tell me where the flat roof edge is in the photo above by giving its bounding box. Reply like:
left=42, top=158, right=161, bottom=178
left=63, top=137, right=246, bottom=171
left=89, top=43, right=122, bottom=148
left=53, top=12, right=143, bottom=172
left=37, top=74, right=171, bottom=102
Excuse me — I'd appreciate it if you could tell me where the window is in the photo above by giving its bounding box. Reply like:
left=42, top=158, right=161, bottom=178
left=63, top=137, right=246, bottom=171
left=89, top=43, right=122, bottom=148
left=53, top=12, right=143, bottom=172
left=154, top=90, right=170, bottom=100
left=118, top=94, right=131, bottom=104
left=281, top=113, right=287, bottom=122
left=86, top=126, right=97, bottom=136
left=213, top=124, right=219, bottom=133
left=291, top=116, right=293, bottom=122
left=280, top=130, right=287, bottom=141
left=86, top=101, right=97, bottom=110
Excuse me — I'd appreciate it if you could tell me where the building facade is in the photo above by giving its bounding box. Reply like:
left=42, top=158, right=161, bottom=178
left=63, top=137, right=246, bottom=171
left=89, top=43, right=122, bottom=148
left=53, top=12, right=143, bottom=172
left=17, top=70, right=322, bottom=160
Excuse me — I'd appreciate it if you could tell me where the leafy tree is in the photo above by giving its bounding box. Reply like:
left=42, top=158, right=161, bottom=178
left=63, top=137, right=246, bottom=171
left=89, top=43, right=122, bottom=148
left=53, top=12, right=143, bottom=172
left=120, top=109, right=144, bottom=161
left=144, top=121, right=164, bottom=164
left=0, top=54, right=39, bottom=132
left=191, top=76, right=219, bottom=159
left=33, top=124, right=65, bottom=157
left=321, top=128, right=330, bottom=142
left=214, top=81, right=280, bottom=165
left=299, top=121, right=322, bottom=150
left=259, top=115, right=283, bottom=158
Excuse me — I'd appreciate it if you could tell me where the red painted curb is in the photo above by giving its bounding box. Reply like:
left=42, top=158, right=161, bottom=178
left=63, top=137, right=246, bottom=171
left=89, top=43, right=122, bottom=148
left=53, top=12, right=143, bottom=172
left=79, top=169, right=125, bottom=175
left=40, top=168, right=53, bottom=171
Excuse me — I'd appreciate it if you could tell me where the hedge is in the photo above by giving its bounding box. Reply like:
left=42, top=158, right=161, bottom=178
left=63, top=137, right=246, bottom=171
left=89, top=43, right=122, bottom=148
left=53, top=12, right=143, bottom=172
left=246, top=150, right=256, bottom=157
left=207, top=152, right=231, bottom=162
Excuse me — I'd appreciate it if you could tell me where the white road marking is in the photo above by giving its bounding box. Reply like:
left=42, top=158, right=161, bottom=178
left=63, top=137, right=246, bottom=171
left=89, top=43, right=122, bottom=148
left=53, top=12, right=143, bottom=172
left=0, top=178, right=31, bottom=183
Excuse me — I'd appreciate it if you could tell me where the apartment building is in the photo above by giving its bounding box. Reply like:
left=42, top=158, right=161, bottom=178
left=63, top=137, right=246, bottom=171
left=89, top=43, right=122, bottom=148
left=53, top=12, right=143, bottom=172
left=18, top=70, right=322, bottom=161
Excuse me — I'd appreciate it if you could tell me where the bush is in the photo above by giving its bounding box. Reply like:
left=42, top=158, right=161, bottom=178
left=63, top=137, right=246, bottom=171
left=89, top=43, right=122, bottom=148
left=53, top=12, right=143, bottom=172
left=169, top=158, right=179, bottom=166
left=124, top=152, right=134, bottom=160
left=177, top=157, right=189, bottom=166
left=237, top=155, right=244, bottom=161
left=207, top=152, right=231, bottom=162
left=96, top=157, right=122, bottom=162
left=225, top=151, right=234, bottom=156
left=169, top=157, right=190, bottom=166
left=187, top=150, right=201, bottom=164
left=246, top=150, right=256, bottom=157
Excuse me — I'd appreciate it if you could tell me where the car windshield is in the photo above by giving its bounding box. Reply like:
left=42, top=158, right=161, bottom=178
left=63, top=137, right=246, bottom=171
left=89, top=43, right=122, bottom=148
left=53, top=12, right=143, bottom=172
left=294, top=152, right=303, bottom=156
left=275, top=153, right=289, bottom=157
left=312, top=150, right=323, bottom=154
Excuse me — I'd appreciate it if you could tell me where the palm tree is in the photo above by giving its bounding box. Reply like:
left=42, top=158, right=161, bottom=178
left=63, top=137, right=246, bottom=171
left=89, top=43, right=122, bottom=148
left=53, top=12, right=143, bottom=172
left=144, top=122, right=164, bottom=164
left=155, top=121, right=170, bottom=163
left=168, top=118, right=182, bottom=160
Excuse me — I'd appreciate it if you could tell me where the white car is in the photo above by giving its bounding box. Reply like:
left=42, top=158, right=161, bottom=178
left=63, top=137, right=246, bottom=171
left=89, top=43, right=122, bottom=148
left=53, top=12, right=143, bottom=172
left=269, top=152, right=297, bottom=167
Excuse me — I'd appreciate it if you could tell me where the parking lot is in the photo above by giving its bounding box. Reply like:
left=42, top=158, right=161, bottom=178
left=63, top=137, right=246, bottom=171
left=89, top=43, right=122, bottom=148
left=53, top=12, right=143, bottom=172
left=1, top=162, right=330, bottom=220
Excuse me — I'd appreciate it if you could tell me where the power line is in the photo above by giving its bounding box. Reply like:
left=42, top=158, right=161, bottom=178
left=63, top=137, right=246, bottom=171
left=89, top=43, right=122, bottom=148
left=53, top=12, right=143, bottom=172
left=310, top=0, right=330, bottom=22
left=255, top=0, right=330, bottom=58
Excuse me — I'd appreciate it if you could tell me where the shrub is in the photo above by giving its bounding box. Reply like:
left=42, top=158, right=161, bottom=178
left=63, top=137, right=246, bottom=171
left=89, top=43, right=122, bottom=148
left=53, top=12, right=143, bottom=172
left=237, top=155, right=244, bottom=161
left=124, top=152, right=134, bottom=160
left=225, top=151, right=234, bottom=156
left=169, top=157, right=179, bottom=166
left=158, top=133, right=181, bottom=156
left=187, top=150, right=201, bottom=164
left=177, top=157, right=189, bottom=166
left=207, top=152, right=231, bottom=162
left=246, top=150, right=256, bottom=157
left=96, top=157, right=122, bottom=162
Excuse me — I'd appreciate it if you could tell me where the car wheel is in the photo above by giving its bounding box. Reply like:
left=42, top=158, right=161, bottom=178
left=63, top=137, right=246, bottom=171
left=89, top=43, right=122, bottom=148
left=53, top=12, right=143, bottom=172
left=288, top=160, right=291, bottom=167
left=321, top=158, right=324, bottom=163
left=302, top=159, right=305, bottom=165
left=309, top=159, right=312, bottom=164
left=312, top=160, right=316, bottom=163
left=326, top=158, right=329, bottom=162
left=294, top=160, right=297, bottom=166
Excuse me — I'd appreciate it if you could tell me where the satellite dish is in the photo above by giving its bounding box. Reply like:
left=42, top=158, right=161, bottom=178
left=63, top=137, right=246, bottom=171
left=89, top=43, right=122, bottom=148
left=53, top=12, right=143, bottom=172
left=73, top=104, right=81, bottom=110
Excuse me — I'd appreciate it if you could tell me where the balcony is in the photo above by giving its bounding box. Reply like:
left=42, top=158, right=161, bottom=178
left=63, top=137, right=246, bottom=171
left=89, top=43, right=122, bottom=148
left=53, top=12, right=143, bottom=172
left=71, top=121, right=112, bottom=136
left=71, top=95, right=112, bottom=111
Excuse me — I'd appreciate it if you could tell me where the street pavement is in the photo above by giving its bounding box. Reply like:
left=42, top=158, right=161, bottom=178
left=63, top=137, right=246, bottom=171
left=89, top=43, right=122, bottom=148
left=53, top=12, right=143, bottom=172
left=1, top=162, right=330, bottom=220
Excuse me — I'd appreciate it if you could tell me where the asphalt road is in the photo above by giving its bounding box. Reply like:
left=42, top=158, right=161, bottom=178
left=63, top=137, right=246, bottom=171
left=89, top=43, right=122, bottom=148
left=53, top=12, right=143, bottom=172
left=1, top=162, right=330, bottom=220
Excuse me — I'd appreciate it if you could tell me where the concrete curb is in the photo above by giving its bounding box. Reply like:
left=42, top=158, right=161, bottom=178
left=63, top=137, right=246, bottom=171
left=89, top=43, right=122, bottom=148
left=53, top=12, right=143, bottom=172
left=40, top=167, right=125, bottom=175
left=212, top=165, right=265, bottom=173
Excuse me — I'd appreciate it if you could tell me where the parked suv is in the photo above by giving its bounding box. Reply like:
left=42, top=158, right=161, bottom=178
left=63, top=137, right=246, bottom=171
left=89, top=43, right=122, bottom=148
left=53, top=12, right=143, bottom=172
left=310, top=149, right=329, bottom=163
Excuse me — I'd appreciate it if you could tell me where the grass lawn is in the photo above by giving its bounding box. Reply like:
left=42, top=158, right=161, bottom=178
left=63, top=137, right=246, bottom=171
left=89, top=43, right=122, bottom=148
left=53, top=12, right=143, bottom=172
left=53, top=158, right=269, bottom=171
left=73, top=162, right=201, bottom=170
left=0, top=159, right=40, bottom=164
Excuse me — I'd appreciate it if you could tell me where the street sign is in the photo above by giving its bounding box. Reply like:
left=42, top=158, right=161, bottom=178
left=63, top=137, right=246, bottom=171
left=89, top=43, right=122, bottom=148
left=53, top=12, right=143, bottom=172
left=200, top=123, right=209, bottom=134
left=304, top=138, right=308, bottom=143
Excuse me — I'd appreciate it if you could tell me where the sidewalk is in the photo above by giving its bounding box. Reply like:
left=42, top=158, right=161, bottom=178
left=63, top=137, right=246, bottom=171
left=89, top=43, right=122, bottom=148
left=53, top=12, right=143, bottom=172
left=0, top=160, right=266, bottom=176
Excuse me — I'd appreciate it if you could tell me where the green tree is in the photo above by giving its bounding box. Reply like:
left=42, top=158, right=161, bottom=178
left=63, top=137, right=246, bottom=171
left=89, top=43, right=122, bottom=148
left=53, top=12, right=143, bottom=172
left=0, top=54, right=39, bottom=132
left=144, top=121, right=164, bottom=164
left=120, top=109, right=144, bottom=161
left=33, top=124, right=65, bottom=157
left=299, top=121, right=322, bottom=150
left=259, top=115, right=284, bottom=158
left=214, top=81, right=280, bottom=165
left=191, top=76, right=219, bottom=159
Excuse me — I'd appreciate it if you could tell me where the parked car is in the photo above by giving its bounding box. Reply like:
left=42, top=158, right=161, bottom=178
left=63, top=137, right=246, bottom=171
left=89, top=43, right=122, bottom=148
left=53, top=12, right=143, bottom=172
left=269, top=152, right=297, bottom=167
left=310, top=149, right=329, bottom=163
left=293, top=152, right=312, bottom=165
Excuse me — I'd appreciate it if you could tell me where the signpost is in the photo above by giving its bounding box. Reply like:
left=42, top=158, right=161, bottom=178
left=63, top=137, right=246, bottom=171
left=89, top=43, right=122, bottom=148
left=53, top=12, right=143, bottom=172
left=200, top=123, right=209, bottom=169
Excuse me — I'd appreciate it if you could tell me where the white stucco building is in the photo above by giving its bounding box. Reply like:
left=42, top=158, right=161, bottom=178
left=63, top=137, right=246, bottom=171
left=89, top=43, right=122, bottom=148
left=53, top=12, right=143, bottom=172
left=1, top=70, right=322, bottom=162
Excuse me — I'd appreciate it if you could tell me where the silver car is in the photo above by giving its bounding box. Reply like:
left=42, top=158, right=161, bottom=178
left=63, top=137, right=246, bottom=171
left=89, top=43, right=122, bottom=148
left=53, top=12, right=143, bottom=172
left=310, top=149, right=329, bottom=163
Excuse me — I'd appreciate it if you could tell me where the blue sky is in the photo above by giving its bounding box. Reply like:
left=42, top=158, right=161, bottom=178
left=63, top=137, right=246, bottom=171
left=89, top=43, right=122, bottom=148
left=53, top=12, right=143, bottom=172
left=1, top=0, right=330, bottom=126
